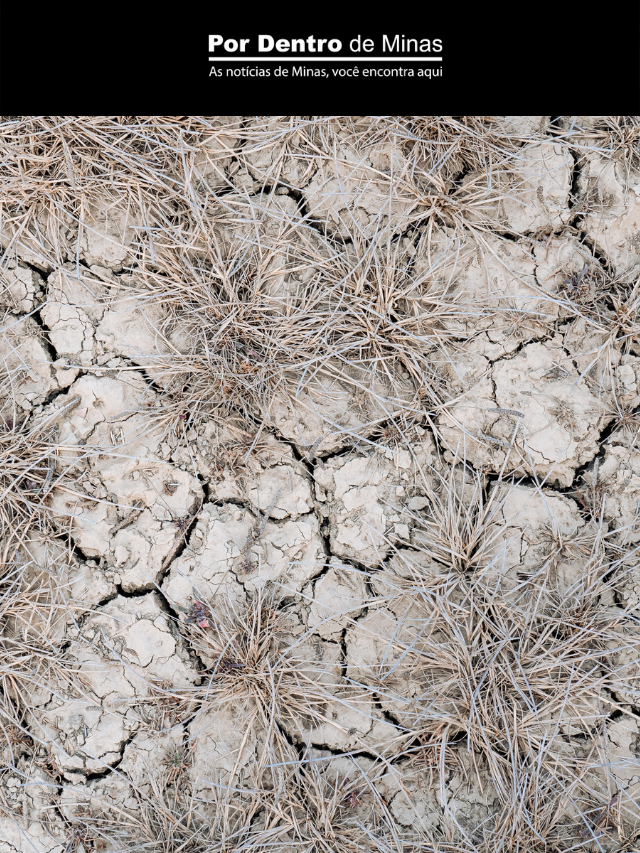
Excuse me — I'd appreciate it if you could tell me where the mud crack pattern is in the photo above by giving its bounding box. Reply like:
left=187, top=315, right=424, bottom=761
left=1, top=115, right=640, bottom=852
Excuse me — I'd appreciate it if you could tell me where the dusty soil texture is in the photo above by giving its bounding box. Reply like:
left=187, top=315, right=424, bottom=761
left=1, top=116, right=640, bottom=852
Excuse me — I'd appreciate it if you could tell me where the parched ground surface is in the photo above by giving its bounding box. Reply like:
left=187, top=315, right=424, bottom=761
left=1, top=116, right=640, bottom=852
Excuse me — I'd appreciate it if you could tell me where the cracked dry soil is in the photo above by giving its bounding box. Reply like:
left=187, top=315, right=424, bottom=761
left=1, top=116, right=640, bottom=852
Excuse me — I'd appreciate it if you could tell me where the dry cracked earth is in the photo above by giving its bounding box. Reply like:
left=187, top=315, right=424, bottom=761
left=1, top=116, right=640, bottom=852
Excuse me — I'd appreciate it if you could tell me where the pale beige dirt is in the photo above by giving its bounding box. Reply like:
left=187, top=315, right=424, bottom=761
left=1, top=116, right=640, bottom=853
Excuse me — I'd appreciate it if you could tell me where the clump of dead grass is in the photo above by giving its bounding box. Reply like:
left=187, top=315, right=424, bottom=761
left=0, top=394, right=82, bottom=760
left=399, top=116, right=530, bottom=183
left=139, top=211, right=468, bottom=423
left=591, top=116, right=640, bottom=172
left=0, top=406, right=62, bottom=553
left=73, top=754, right=399, bottom=853
left=0, top=549, right=78, bottom=770
left=0, top=116, right=528, bottom=429
left=177, top=589, right=345, bottom=758
left=104, top=585, right=401, bottom=852
left=364, top=467, right=640, bottom=850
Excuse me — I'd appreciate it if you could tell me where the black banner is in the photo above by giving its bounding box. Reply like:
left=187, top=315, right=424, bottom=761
left=1, top=6, right=638, bottom=108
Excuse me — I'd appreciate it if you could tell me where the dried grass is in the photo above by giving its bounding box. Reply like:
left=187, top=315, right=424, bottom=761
left=1, top=116, right=640, bottom=852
